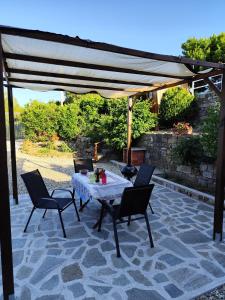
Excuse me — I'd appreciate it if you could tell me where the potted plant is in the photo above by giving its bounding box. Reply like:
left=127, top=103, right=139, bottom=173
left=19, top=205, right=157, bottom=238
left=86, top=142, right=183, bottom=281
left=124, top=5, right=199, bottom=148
left=173, top=122, right=193, bottom=135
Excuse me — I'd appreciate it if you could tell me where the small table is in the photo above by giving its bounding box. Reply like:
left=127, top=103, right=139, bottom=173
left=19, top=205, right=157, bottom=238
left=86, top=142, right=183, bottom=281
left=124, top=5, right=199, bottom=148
left=72, top=170, right=132, bottom=227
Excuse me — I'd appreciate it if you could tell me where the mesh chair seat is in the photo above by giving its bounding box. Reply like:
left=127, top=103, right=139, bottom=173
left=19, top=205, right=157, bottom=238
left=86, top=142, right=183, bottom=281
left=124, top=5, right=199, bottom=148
left=37, top=197, right=74, bottom=210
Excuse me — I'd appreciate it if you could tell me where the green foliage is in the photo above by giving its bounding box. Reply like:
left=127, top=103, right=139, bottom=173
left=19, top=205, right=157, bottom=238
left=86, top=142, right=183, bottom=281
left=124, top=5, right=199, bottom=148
left=159, top=87, right=196, bottom=127
left=58, top=141, right=73, bottom=152
left=21, top=94, right=157, bottom=151
left=201, top=104, right=219, bottom=160
left=182, top=33, right=225, bottom=66
left=99, top=99, right=157, bottom=150
left=57, top=103, right=82, bottom=140
left=21, top=100, right=59, bottom=141
left=172, top=136, right=203, bottom=166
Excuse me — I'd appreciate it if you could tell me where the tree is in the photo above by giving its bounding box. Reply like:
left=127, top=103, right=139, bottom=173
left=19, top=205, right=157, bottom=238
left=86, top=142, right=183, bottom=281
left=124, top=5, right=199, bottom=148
left=159, top=87, right=196, bottom=127
left=182, top=33, right=225, bottom=64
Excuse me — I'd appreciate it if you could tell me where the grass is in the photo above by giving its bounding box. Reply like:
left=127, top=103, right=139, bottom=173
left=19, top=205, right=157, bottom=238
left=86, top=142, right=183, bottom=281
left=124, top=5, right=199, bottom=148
left=20, top=140, right=73, bottom=158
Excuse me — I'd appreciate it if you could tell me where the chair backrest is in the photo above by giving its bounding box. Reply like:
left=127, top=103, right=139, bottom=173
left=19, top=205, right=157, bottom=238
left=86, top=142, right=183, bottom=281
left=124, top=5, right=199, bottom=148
left=74, top=158, right=94, bottom=173
left=21, top=169, right=50, bottom=206
left=118, top=184, right=154, bottom=218
left=133, top=164, right=155, bottom=187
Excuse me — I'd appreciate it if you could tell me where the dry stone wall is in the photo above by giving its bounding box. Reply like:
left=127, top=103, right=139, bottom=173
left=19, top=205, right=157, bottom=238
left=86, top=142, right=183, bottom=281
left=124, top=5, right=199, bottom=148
left=137, top=132, right=216, bottom=191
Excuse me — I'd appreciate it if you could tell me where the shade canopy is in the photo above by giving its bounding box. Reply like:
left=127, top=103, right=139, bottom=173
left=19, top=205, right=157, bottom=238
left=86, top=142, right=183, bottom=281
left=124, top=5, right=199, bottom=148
left=1, top=25, right=224, bottom=98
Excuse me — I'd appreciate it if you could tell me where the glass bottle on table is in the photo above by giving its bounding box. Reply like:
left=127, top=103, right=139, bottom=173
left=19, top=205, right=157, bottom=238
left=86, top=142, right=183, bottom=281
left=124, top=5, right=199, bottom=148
left=101, top=169, right=107, bottom=185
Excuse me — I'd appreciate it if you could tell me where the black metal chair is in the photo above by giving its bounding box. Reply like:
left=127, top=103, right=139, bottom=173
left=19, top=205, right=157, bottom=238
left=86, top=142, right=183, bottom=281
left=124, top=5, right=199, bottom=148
left=21, top=169, right=80, bottom=238
left=73, top=158, right=94, bottom=211
left=98, top=184, right=155, bottom=257
left=134, top=164, right=155, bottom=214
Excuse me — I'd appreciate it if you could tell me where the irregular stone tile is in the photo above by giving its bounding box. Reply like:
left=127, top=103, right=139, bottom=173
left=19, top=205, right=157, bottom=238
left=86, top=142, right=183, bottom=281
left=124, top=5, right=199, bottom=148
left=212, top=252, right=225, bottom=268
left=16, top=265, right=32, bottom=280
left=36, top=295, right=65, bottom=300
left=97, top=267, right=117, bottom=276
left=169, top=267, right=195, bottom=284
left=101, top=241, right=114, bottom=252
left=61, top=263, right=83, bottom=282
left=13, top=250, right=24, bottom=267
left=111, top=292, right=124, bottom=300
left=193, top=215, right=210, bottom=222
left=12, top=238, right=26, bottom=249
left=153, top=273, right=168, bottom=283
left=159, top=237, right=195, bottom=258
left=87, top=239, right=100, bottom=246
left=47, top=249, right=62, bottom=256
left=30, top=249, right=44, bottom=263
left=41, top=274, right=59, bottom=290
left=151, top=221, right=164, bottom=230
left=68, top=282, right=85, bottom=298
left=155, top=262, right=167, bottom=270
left=111, top=254, right=130, bottom=269
left=159, top=228, right=171, bottom=235
left=128, top=270, right=152, bottom=286
left=30, top=256, right=65, bottom=284
left=72, top=246, right=86, bottom=259
left=164, top=283, right=183, bottom=298
left=83, top=248, right=106, bottom=268
left=63, top=240, right=83, bottom=248
left=177, top=229, right=209, bottom=244
left=89, top=285, right=112, bottom=295
left=180, top=217, right=194, bottom=224
left=20, top=286, right=31, bottom=300
left=197, top=204, right=212, bottom=212
left=120, top=245, right=137, bottom=258
left=92, top=229, right=109, bottom=240
left=113, top=274, right=130, bottom=286
left=126, top=288, right=166, bottom=300
left=184, top=273, right=211, bottom=290
left=117, top=231, right=140, bottom=243
left=159, top=253, right=183, bottom=266
left=137, top=249, right=144, bottom=257
left=143, top=260, right=153, bottom=271
left=66, top=226, right=89, bottom=239
left=132, top=258, right=141, bottom=266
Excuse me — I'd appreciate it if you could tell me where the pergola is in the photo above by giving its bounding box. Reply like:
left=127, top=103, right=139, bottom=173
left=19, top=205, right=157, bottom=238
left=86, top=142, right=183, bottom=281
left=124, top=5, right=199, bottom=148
left=0, top=25, right=225, bottom=299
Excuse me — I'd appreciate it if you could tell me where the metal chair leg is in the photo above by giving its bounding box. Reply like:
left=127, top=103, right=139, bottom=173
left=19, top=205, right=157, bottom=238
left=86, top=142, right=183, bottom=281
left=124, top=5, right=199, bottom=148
left=58, top=209, right=66, bottom=238
left=127, top=216, right=131, bottom=226
left=149, top=203, right=154, bottom=214
left=98, top=204, right=105, bottom=232
left=42, top=209, right=47, bottom=218
left=79, top=199, right=90, bottom=212
left=73, top=199, right=80, bottom=222
left=24, top=206, right=35, bottom=232
left=112, top=218, right=121, bottom=257
left=144, top=212, right=154, bottom=248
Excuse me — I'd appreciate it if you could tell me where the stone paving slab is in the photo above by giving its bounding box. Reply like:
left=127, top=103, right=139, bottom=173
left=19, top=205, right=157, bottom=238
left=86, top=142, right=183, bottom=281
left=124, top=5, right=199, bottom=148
left=1, top=183, right=225, bottom=300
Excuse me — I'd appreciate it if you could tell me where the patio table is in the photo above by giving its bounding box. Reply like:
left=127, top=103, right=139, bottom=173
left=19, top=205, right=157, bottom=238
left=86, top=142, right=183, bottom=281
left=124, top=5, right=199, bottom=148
left=72, top=170, right=132, bottom=227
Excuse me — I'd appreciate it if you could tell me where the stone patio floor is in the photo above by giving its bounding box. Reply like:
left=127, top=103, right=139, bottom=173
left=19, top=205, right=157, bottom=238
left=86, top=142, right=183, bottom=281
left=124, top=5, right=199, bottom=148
left=1, top=183, right=225, bottom=300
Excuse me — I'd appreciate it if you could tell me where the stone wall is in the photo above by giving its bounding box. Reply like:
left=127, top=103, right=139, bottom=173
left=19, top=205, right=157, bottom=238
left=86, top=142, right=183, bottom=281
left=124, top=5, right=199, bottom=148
left=196, top=91, right=219, bottom=123
left=137, top=132, right=216, bottom=191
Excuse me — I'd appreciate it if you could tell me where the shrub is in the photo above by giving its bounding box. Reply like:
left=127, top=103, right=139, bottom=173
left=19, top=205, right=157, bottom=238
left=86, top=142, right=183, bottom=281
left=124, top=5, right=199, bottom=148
left=58, top=141, right=73, bottom=152
left=21, top=101, right=59, bottom=141
left=57, top=103, right=82, bottom=140
left=159, top=87, right=197, bottom=127
left=172, top=136, right=203, bottom=166
left=201, top=104, right=219, bottom=160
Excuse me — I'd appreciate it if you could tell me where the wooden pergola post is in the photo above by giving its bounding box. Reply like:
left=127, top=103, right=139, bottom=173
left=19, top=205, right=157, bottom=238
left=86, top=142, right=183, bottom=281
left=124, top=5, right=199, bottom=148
left=7, top=85, right=18, bottom=204
left=205, top=72, right=225, bottom=240
left=127, top=97, right=132, bottom=165
left=0, top=34, right=15, bottom=300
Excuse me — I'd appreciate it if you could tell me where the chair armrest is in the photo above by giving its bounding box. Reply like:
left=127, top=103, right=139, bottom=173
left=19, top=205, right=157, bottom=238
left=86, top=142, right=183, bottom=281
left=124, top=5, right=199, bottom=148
left=38, top=197, right=59, bottom=209
left=51, top=188, right=73, bottom=198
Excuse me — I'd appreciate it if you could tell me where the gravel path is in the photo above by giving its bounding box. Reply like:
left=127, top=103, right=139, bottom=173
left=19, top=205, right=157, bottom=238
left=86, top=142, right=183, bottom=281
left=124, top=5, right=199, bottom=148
left=8, top=148, right=121, bottom=195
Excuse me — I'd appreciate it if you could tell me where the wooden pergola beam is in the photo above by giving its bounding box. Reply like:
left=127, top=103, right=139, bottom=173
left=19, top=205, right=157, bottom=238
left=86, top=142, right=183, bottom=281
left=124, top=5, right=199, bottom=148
left=7, top=68, right=156, bottom=87
left=4, top=52, right=191, bottom=80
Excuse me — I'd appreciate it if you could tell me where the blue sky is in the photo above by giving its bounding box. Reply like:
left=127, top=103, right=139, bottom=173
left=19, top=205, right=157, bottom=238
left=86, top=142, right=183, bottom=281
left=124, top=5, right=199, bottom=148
left=2, top=0, right=225, bottom=105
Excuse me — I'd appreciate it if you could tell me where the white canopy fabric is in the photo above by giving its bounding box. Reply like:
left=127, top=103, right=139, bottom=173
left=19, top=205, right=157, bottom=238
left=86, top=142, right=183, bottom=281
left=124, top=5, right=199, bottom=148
left=1, top=26, right=223, bottom=98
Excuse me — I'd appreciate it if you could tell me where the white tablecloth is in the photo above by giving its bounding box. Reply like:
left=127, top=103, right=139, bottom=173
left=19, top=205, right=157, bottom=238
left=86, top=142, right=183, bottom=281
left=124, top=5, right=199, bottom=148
left=72, top=170, right=132, bottom=202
